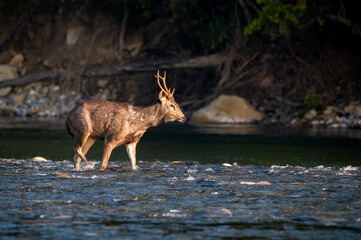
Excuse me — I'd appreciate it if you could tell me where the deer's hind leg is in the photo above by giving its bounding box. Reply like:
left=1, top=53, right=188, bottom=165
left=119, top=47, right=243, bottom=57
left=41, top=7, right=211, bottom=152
left=100, top=141, right=116, bottom=171
left=73, top=132, right=93, bottom=170
left=73, top=137, right=96, bottom=170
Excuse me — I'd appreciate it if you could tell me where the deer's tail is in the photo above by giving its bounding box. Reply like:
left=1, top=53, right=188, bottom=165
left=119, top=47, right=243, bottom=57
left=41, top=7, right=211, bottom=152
left=66, top=121, right=74, bottom=136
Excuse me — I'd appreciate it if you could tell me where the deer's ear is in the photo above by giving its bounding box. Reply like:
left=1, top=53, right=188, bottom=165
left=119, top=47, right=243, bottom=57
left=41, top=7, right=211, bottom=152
left=159, top=90, right=167, bottom=102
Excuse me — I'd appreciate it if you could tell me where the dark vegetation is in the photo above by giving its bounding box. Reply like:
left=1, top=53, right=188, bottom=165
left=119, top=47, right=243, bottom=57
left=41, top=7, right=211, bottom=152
left=0, top=0, right=360, bottom=121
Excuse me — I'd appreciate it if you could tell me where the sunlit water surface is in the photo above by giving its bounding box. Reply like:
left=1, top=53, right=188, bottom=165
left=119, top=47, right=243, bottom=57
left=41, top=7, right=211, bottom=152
left=0, top=118, right=361, bottom=239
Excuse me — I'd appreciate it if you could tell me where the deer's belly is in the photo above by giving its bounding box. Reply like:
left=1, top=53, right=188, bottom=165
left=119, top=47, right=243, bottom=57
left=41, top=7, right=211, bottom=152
left=121, top=130, right=145, bottom=145
left=89, top=132, right=105, bottom=140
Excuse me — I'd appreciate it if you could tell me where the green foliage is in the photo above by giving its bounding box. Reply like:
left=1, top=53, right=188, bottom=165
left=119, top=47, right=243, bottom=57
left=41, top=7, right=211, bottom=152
left=304, top=88, right=325, bottom=110
left=1, top=0, right=360, bottom=53
left=244, top=0, right=361, bottom=39
left=169, top=0, right=236, bottom=53
left=244, top=0, right=307, bottom=38
left=352, top=24, right=361, bottom=35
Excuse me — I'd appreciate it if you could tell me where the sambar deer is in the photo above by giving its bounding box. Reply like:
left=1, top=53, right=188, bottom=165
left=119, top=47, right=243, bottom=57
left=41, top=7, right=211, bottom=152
left=66, top=71, right=186, bottom=170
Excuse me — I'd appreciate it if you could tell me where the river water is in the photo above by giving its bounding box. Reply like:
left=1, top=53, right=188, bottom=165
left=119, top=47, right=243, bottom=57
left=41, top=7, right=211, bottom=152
left=0, top=118, right=361, bottom=239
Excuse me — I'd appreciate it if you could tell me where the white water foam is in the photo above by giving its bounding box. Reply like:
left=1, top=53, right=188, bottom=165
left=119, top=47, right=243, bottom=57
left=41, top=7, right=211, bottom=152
left=270, top=165, right=290, bottom=169
left=185, top=176, right=195, bottom=181
left=341, top=166, right=358, bottom=171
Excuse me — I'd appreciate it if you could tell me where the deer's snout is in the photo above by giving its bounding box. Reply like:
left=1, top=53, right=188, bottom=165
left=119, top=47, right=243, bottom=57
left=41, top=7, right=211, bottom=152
left=178, top=115, right=186, bottom=123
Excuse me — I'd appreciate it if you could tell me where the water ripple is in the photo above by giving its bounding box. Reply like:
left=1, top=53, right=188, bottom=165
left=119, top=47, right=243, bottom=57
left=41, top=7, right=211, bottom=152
left=0, top=159, right=360, bottom=239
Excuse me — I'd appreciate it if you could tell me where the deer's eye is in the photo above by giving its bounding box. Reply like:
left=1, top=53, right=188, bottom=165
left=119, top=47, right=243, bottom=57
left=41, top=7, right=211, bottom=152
left=170, top=104, right=176, bottom=110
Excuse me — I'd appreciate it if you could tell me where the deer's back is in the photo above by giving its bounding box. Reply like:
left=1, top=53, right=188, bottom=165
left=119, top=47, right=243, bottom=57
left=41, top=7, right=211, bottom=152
left=67, top=100, right=133, bottom=139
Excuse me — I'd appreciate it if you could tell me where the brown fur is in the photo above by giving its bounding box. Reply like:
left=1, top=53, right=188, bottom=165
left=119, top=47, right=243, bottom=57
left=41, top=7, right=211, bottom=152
left=66, top=90, right=185, bottom=170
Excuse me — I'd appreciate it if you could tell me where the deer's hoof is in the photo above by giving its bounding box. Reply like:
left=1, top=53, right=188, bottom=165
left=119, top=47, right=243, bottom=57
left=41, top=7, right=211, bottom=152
left=132, top=166, right=139, bottom=171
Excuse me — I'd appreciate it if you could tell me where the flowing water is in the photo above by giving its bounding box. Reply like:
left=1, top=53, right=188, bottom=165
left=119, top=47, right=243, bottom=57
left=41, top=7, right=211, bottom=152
left=0, top=118, right=361, bottom=239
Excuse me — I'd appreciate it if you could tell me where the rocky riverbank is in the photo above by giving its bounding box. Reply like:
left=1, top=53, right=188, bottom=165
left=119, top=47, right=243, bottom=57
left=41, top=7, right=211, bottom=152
left=0, top=83, right=81, bottom=118
left=2, top=50, right=360, bottom=129
left=2, top=71, right=361, bottom=130
left=190, top=95, right=361, bottom=129
left=288, top=104, right=361, bottom=129
left=0, top=62, right=81, bottom=117
left=1, top=54, right=361, bottom=129
left=1, top=1, right=361, bottom=131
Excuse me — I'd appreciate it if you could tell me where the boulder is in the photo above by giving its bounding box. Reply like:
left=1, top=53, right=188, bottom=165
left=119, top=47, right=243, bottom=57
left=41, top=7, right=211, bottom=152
left=191, top=95, right=266, bottom=124
left=0, top=64, right=18, bottom=97
left=0, top=86, right=12, bottom=97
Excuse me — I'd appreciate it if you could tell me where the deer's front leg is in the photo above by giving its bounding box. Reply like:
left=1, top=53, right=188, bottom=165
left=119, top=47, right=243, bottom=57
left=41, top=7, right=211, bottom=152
left=101, top=142, right=115, bottom=171
left=126, top=142, right=137, bottom=170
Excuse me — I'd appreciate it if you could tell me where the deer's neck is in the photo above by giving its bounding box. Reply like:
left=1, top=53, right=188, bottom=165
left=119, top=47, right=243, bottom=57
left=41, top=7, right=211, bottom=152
left=133, top=103, right=166, bottom=128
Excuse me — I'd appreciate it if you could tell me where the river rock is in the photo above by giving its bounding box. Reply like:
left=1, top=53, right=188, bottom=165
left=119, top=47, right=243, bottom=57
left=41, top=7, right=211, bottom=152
left=214, top=208, right=233, bottom=217
left=11, top=93, right=26, bottom=105
left=97, top=79, right=108, bottom=88
left=9, top=54, right=24, bottom=70
left=43, top=58, right=57, bottom=69
left=66, top=26, right=83, bottom=45
left=241, top=181, right=271, bottom=185
left=222, top=163, right=232, bottom=167
left=323, top=106, right=334, bottom=115
left=0, top=65, right=18, bottom=96
left=304, top=109, right=317, bottom=120
left=345, top=101, right=361, bottom=116
left=257, top=181, right=271, bottom=185
left=311, top=119, right=325, bottom=128
left=55, top=173, right=74, bottom=178
left=95, top=89, right=109, bottom=100
left=32, top=156, right=48, bottom=162
left=241, top=181, right=256, bottom=185
left=0, top=86, right=11, bottom=97
left=356, top=106, right=361, bottom=116
left=126, top=32, right=144, bottom=57
left=191, top=95, right=266, bottom=124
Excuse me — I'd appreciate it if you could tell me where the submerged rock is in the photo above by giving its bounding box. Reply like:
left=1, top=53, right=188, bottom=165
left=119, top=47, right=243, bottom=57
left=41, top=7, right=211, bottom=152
left=241, top=181, right=256, bottom=185
left=241, top=181, right=271, bottom=185
left=31, top=156, right=48, bottom=162
left=222, top=163, right=232, bottom=167
left=257, top=181, right=271, bottom=185
left=213, top=208, right=233, bottom=217
left=55, top=173, right=74, bottom=178
left=191, top=95, right=266, bottom=124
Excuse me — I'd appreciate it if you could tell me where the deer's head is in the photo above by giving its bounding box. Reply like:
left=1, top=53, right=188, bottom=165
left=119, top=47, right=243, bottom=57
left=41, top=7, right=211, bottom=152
left=155, top=70, right=186, bottom=123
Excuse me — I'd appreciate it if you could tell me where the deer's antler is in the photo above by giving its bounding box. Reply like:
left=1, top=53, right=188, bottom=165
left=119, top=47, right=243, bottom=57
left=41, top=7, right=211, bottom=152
left=155, top=70, right=175, bottom=98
